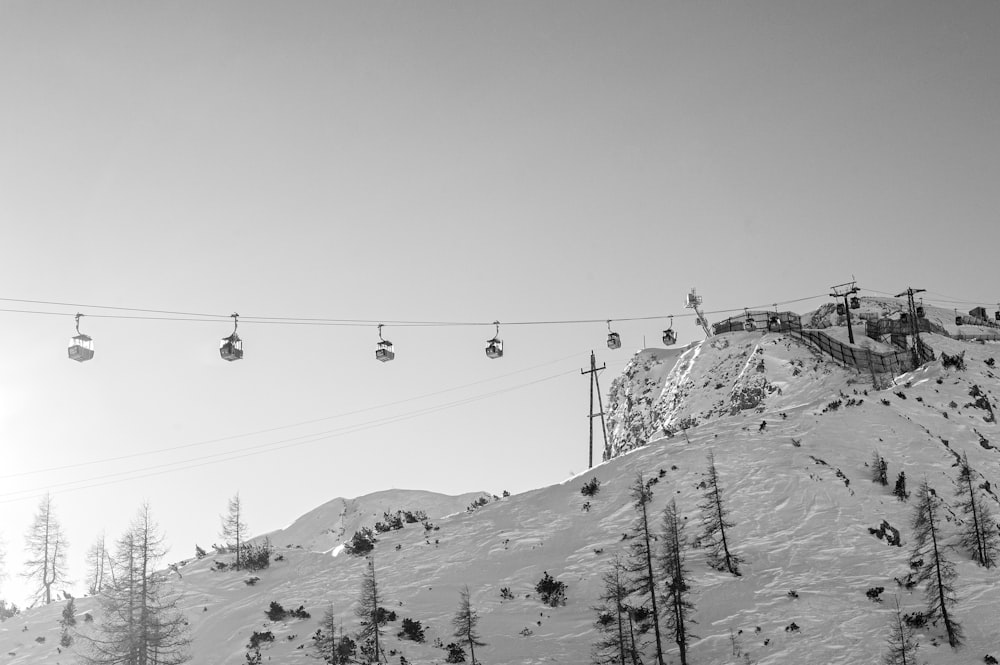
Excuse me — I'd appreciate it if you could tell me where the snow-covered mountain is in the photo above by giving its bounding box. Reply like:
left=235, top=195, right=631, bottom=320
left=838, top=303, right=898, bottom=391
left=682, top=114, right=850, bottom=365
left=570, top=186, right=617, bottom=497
left=2, top=306, right=999, bottom=665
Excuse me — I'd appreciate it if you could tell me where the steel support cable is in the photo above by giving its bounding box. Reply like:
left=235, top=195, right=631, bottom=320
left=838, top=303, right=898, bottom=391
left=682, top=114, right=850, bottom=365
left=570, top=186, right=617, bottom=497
left=2, top=349, right=592, bottom=481
left=0, top=368, right=578, bottom=503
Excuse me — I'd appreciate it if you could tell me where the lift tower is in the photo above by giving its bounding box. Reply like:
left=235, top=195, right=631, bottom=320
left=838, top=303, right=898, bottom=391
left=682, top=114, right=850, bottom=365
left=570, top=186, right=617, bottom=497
left=686, top=288, right=712, bottom=338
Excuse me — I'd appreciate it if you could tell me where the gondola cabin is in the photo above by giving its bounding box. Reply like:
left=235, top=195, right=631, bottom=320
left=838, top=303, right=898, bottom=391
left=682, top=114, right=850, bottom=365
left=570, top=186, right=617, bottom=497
left=955, top=316, right=963, bottom=326
left=485, top=337, right=503, bottom=359
left=743, top=318, right=756, bottom=332
left=768, top=315, right=780, bottom=331
left=662, top=328, right=677, bottom=346
left=220, top=334, right=243, bottom=361
left=836, top=303, right=846, bottom=316
left=376, top=339, right=395, bottom=362
left=996, top=311, right=1000, bottom=322
left=68, top=333, right=94, bottom=362
left=607, top=331, right=621, bottom=349
left=850, top=296, right=860, bottom=309
left=900, top=312, right=908, bottom=323
left=916, top=306, right=925, bottom=318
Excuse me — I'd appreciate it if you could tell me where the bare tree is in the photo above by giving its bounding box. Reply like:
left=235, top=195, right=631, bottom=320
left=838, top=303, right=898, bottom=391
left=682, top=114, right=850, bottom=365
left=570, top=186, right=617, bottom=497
left=355, top=556, right=386, bottom=663
left=659, top=499, right=695, bottom=665
left=955, top=452, right=999, bottom=568
left=22, top=492, right=68, bottom=605
left=882, top=596, right=919, bottom=665
left=871, top=450, right=888, bottom=486
left=86, top=532, right=109, bottom=596
left=219, top=493, right=249, bottom=570
left=452, top=585, right=486, bottom=665
left=627, top=475, right=665, bottom=665
left=698, top=451, right=743, bottom=576
left=911, top=481, right=963, bottom=648
left=592, top=555, right=642, bottom=665
left=79, top=502, right=191, bottom=665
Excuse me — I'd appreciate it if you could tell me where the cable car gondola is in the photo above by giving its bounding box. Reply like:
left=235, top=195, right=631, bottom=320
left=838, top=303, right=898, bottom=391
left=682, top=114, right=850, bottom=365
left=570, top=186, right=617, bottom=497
left=485, top=321, right=503, bottom=359
left=849, top=296, right=860, bottom=309
left=900, top=312, right=908, bottom=324
left=743, top=310, right=756, bottom=332
left=68, top=313, right=94, bottom=362
left=916, top=301, right=925, bottom=318
left=836, top=302, right=846, bottom=316
left=996, top=310, right=1000, bottom=322
left=220, top=313, right=243, bottom=361
left=662, top=316, right=676, bottom=346
left=606, top=320, right=621, bottom=350
left=768, top=315, right=781, bottom=331
left=955, top=310, right=963, bottom=326
left=375, top=324, right=395, bottom=362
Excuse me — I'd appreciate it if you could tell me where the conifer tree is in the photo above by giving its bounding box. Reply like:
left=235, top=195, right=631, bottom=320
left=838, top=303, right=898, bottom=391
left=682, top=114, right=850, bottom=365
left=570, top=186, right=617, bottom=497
left=911, top=481, right=963, bottom=648
left=86, top=532, right=109, bottom=596
left=220, top=493, right=249, bottom=570
left=882, top=596, right=919, bottom=665
left=22, top=492, right=68, bottom=605
left=955, top=452, right=999, bottom=568
left=698, top=452, right=742, bottom=576
left=659, top=499, right=695, bottom=665
left=80, top=502, right=191, bottom=664
left=451, top=585, right=486, bottom=665
left=627, top=475, right=665, bottom=665
left=893, top=472, right=908, bottom=501
left=871, top=450, right=888, bottom=486
left=355, top=556, right=385, bottom=663
left=591, top=555, right=641, bottom=665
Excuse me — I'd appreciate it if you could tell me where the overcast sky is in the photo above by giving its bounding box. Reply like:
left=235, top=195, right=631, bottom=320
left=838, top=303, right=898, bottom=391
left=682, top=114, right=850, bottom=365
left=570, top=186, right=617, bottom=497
left=1, top=0, right=998, bottom=606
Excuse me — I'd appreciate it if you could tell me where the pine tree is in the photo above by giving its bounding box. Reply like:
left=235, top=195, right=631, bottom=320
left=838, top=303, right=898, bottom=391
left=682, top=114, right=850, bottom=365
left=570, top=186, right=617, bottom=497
left=22, top=492, right=68, bottom=605
left=355, top=556, right=385, bottom=664
left=627, top=475, right=665, bottom=665
left=313, top=605, right=356, bottom=664
left=893, top=472, right=909, bottom=501
left=659, top=499, right=695, bottom=665
left=591, top=555, right=636, bottom=665
left=86, top=532, right=109, bottom=596
left=80, top=502, right=191, bottom=664
left=955, top=452, right=999, bottom=568
left=451, top=585, right=486, bottom=665
left=882, top=596, right=919, bottom=665
left=220, top=493, right=249, bottom=570
left=911, top=481, right=963, bottom=648
left=698, top=452, right=743, bottom=576
left=871, top=450, right=888, bottom=486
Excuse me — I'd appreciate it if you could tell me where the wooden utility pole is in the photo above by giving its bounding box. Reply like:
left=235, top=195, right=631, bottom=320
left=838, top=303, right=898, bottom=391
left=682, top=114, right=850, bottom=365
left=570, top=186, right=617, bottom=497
left=581, top=351, right=609, bottom=468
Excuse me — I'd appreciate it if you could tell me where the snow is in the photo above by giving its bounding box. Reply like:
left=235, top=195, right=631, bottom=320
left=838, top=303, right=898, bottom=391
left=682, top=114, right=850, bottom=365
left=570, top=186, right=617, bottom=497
left=2, top=317, right=999, bottom=665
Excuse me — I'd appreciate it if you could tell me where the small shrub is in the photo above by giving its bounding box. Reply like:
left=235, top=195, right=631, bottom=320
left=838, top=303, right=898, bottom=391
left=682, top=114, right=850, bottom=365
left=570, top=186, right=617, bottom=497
left=345, top=528, right=377, bottom=556
left=266, top=601, right=287, bottom=621
left=248, top=630, right=275, bottom=649
left=374, top=607, right=397, bottom=624
left=535, top=571, right=567, bottom=607
left=60, top=629, right=73, bottom=647
left=903, top=612, right=927, bottom=628
left=500, top=587, right=515, bottom=600
left=241, top=539, right=273, bottom=572
left=245, top=576, right=260, bottom=586
left=445, top=642, right=467, bottom=663
left=784, top=622, right=800, bottom=632
left=941, top=351, right=966, bottom=370
left=580, top=477, right=601, bottom=497
left=34, top=636, right=45, bottom=644
left=865, top=586, right=884, bottom=602
left=290, top=605, right=310, bottom=620
left=398, top=617, right=425, bottom=642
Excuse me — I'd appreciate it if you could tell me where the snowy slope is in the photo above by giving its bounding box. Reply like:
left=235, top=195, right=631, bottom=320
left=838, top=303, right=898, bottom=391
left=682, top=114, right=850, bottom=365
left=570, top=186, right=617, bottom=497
left=2, top=333, right=998, bottom=665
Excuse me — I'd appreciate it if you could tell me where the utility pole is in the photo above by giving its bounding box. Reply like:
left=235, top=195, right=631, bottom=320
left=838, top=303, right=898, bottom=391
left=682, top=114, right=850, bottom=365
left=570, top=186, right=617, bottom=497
left=829, top=280, right=860, bottom=344
left=895, top=287, right=926, bottom=365
left=581, top=351, right=609, bottom=468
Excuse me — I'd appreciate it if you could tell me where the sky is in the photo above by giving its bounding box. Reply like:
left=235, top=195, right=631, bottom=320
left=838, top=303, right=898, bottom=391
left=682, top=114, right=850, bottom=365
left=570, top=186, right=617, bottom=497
left=1, top=0, right=998, bottom=607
